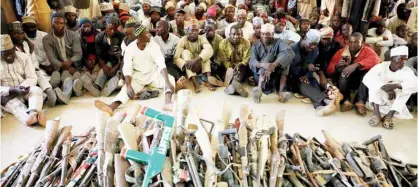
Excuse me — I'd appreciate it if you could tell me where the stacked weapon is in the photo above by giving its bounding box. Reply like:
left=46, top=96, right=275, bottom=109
left=1, top=89, right=417, bottom=187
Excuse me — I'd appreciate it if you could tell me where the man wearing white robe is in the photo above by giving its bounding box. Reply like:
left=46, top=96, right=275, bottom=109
left=365, top=20, right=394, bottom=61
left=363, top=46, right=417, bottom=129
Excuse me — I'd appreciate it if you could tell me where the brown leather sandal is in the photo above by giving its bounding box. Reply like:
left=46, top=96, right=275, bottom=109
left=368, top=115, right=382, bottom=127
left=382, top=117, right=394, bottom=130
left=355, top=102, right=367, bottom=116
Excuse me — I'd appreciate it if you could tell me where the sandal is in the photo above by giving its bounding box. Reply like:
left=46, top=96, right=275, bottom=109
left=382, top=117, right=394, bottom=129
left=136, top=90, right=159, bottom=100
left=294, top=93, right=306, bottom=99
left=278, top=92, right=292, bottom=103
left=368, top=115, right=382, bottom=127
left=341, top=100, right=353, bottom=112
left=355, top=102, right=367, bottom=116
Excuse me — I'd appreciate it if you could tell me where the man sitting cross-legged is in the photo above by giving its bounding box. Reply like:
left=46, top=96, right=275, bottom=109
left=94, top=23, right=184, bottom=114
left=363, top=46, right=417, bottom=129
left=249, top=23, right=295, bottom=103
left=174, top=19, right=218, bottom=93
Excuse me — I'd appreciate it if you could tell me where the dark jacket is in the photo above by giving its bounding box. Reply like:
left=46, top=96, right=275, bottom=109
left=315, top=40, right=343, bottom=76
left=290, top=42, right=319, bottom=78
left=95, top=30, right=125, bottom=67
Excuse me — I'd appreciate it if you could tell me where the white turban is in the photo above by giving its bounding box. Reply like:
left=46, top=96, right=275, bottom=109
left=261, top=23, right=274, bottom=33
left=305, top=29, right=321, bottom=44
left=252, top=17, right=263, bottom=26
left=390, top=46, right=409, bottom=57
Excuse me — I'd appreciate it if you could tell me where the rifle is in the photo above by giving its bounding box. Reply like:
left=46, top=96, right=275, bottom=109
left=218, top=128, right=237, bottom=186
left=270, top=110, right=287, bottom=187
left=184, top=133, right=203, bottom=187
left=15, top=145, right=41, bottom=187
left=60, top=136, right=72, bottom=187
left=66, top=149, right=99, bottom=187
left=238, top=105, right=250, bottom=187
left=1, top=156, right=28, bottom=187
left=25, top=118, right=60, bottom=187
left=95, top=111, right=111, bottom=187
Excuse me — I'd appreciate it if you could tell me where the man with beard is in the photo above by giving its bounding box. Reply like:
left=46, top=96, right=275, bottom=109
left=94, top=23, right=177, bottom=114
left=297, top=19, right=311, bottom=39
left=387, top=3, right=410, bottom=34
left=334, top=23, right=353, bottom=47
left=250, top=17, right=263, bottom=43
left=250, top=23, right=295, bottom=103
left=195, top=2, right=207, bottom=24
left=0, top=34, right=45, bottom=126
left=85, top=15, right=124, bottom=97
left=64, top=5, right=80, bottom=32
left=290, top=29, right=342, bottom=116
left=142, top=7, right=164, bottom=37
left=22, top=16, right=49, bottom=71
left=315, top=26, right=342, bottom=84
left=43, top=13, right=84, bottom=104
left=205, top=20, right=224, bottom=70
left=174, top=19, right=217, bottom=93
left=154, top=20, right=182, bottom=80
left=366, top=19, right=393, bottom=61
left=273, top=18, right=300, bottom=44
left=328, top=32, right=380, bottom=116
left=163, top=1, right=176, bottom=21
left=216, top=25, right=251, bottom=97
left=363, top=46, right=417, bottom=129
left=9, top=21, right=57, bottom=107
left=170, top=9, right=188, bottom=37
left=225, top=9, right=254, bottom=40
left=137, top=0, right=152, bottom=22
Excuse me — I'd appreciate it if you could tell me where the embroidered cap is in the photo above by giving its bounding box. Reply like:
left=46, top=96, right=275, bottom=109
left=22, top=16, right=36, bottom=24
left=133, top=23, right=147, bottom=37
left=1, top=34, right=14, bottom=51
left=8, top=21, right=23, bottom=33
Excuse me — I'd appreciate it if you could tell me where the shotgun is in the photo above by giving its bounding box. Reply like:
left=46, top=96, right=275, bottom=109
left=95, top=111, right=110, bottom=187
left=60, top=136, right=72, bottom=187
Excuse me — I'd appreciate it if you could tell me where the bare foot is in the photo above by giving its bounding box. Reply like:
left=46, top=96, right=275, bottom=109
left=25, top=111, right=38, bottom=126
left=175, top=76, right=188, bottom=93
left=191, top=77, right=202, bottom=93
left=162, top=102, right=174, bottom=112
left=37, top=111, right=46, bottom=127
left=203, top=82, right=216, bottom=91
left=94, top=99, right=114, bottom=116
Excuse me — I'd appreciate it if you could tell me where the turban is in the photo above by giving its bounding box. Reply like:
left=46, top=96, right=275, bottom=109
left=119, top=3, right=130, bottom=11
left=207, top=6, right=217, bottom=17
left=64, top=5, right=77, bottom=14
left=287, top=0, right=296, bottom=9
left=391, top=46, right=409, bottom=57
left=237, top=9, right=247, bottom=16
left=119, top=11, right=130, bottom=22
left=8, top=21, right=23, bottom=33
left=261, top=23, right=274, bottom=33
left=252, top=17, right=263, bottom=25
left=305, top=29, right=321, bottom=44
left=125, top=17, right=137, bottom=28
left=133, top=23, right=147, bottom=37
left=198, top=2, right=208, bottom=11
left=22, top=16, right=36, bottom=25
left=319, top=26, right=334, bottom=38
left=100, top=3, right=114, bottom=11
left=1, top=35, right=14, bottom=51
left=187, top=18, right=199, bottom=28
left=165, top=1, right=175, bottom=10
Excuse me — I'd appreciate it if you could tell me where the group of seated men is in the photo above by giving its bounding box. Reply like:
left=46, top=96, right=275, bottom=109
left=1, top=0, right=417, bottom=130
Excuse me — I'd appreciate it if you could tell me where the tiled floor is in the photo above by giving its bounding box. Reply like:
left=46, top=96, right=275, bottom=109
left=1, top=87, right=417, bottom=168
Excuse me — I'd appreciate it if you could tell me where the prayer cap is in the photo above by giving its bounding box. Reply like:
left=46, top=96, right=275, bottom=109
left=64, top=5, right=77, bottom=14
left=8, top=21, right=23, bottom=33
left=390, top=46, right=409, bottom=57
left=165, top=1, right=175, bottom=10
left=100, top=3, right=114, bottom=11
left=319, top=26, right=334, bottom=38
left=305, top=29, right=321, bottom=44
left=106, top=15, right=120, bottom=26
left=261, top=23, right=274, bottom=33
left=125, top=17, right=137, bottom=28
left=22, top=16, right=36, bottom=24
left=119, top=11, right=131, bottom=21
left=133, top=23, right=147, bottom=37
left=119, top=3, right=130, bottom=11
left=207, top=6, right=217, bottom=17
left=1, top=35, right=14, bottom=51
left=252, top=17, right=263, bottom=25
left=205, top=19, right=217, bottom=28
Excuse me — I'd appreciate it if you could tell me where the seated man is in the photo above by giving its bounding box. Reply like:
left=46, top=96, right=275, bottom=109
left=174, top=19, right=217, bottom=93
left=43, top=13, right=84, bottom=104
left=315, top=26, right=342, bottom=85
left=297, top=19, right=311, bottom=39
left=273, top=18, right=301, bottom=44
left=327, top=32, right=380, bottom=116
left=84, top=16, right=124, bottom=97
left=64, top=5, right=79, bottom=32
left=250, top=23, right=295, bottom=103
left=142, top=7, right=164, bottom=37
left=225, top=9, right=254, bottom=40
left=154, top=20, right=183, bottom=80
left=170, top=9, right=188, bottom=37
left=0, top=34, right=45, bottom=126
left=218, top=4, right=236, bottom=31
left=365, top=19, right=393, bottom=61
left=392, top=24, right=409, bottom=47
left=290, top=29, right=342, bottom=116
left=163, top=1, right=176, bottom=21
left=95, top=23, right=177, bottom=114
left=249, top=17, right=263, bottom=43
left=121, top=17, right=137, bottom=55
left=10, top=20, right=57, bottom=108
left=363, top=46, right=417, bottom=129
left=334, top=23, right=352, bottom=48
left=204, top=20, right=225, bottom=88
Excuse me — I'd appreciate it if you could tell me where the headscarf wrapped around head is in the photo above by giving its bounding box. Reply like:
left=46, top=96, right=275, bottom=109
left=79, top=17, right=92, bottom=27
left=207, top=5, right=217, bottom=17
left=305, top=29, right=321, bottom=44
left=319, top=26, right=334, bottom=38
left=261, top=23, right=274, bottom=33
left=390, top=46, right=409, bottom=57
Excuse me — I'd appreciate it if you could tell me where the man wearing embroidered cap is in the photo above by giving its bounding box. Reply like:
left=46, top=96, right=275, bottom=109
left=195, top=2, right=207, bottom=24
left=249, top=23, right=295, bottom=103
left=136, top=0, right=152, bottom=22
left=121, top=17, right=138, bottom=55
left=174, top=18, right=218, bottom=93
left=163, top=1, right=176, bottom=21
left=363, top=46, right=417, bottom=129
left=249, top=17, right=263, bottom=43
left=64, top=5, right=80, bottom=32
left=225, top=9, right=254, bottom=40
left=0, top=34, right=45, bottom=126
left=94, top=23, right=179, bottom=112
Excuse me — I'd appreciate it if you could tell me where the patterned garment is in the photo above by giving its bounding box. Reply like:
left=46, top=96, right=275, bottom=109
left=174, top=35, right=214, bottom=64
left=207, top=34, right=224, bottom=60
left=216, top=38, right=251, bottom=68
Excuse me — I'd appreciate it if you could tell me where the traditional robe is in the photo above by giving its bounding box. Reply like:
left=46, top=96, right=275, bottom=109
left=363, top=61, right=417, bottom=119
left=225, top=22, right=255, bottom=40
left=216, top=38, right=251, bottom=68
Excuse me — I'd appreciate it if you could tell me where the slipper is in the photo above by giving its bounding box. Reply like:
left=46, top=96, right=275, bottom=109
left=301, top=97, right=312, bottom=104
left=294, top=93, right=306, bottom=99
left=208, top=76, right=224, bottom=87
left=136, top=90, right=159, bottom=100
left=278, top=92, right=292, bottom=103
left=253, top=87, right=262, bottom=103
left=382, top=117, right=394, bottom=129
left=341, top=101, right=353, bottom=112
left=355, top=102, right=367, bottom=116
left=368, top=115, right=382, bottom=127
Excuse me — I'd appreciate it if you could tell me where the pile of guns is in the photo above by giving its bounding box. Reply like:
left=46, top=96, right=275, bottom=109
left=1, top=89, right=417, bottom=187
